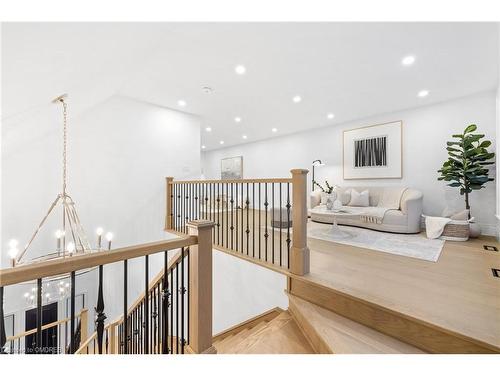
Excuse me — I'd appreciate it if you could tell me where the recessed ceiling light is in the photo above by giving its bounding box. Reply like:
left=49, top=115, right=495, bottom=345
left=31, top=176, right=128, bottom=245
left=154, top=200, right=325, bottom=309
left=201, top=145, right=206, bottom=149
left=235, top=65, right=246, bottom=75
left=327, top=113, right=335, bottom=119
left=234, top=117, right=242, bottom=123
left=242, top=135, right=247, bottom=139
left=205, top=127, right=212, bottom=132
left=219, top=140, right=225, bottom=145
left=292, top=96, right=302, bottom=103
left=417, top=90, right=429, bottom=98
left=271, top=128, right=278, bottom=133
left=402, top=55, right=416, bottom=66
left=177, top=100, right=187, bottom=107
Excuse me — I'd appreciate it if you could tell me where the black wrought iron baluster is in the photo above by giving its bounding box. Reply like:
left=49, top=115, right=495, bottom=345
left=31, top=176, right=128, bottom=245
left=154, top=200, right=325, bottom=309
left=157, top=283, right=161, bottom=354
left=258, top=183, right=261, bottom=260
left=264, top=183, right=269, bottom=262
left=246, top=183, right=250, bottom=256
left=272, top=183, right=275, bottom=264
left=241, top=183, right=248, bottom=255
left=0, top=286, right=6, bottom=354
left=185, top=185, right=189, bottom=234
left=170, top=267, right=174, bottom=353
left=149, top=289, right=153, bottom=353
left=123, top=259, right=128, bottom=354
left=139, top=302, right=143, bottom=354
left=217, top=183, right=220, bottom=246
left=287, top=183, right=291, bottom=269
left=70, top=273, right=75, bottom=354
left=175, top=261, right=179, bottom=354
left=252, top=183, right=255, bottom=258
left=226, top=183, right=230, bottom=249
left=170, top=182, right=174, bottom=232
left=162, top=251, right=169, bottom=354
left=173, top=184, right=176, bottom=231
left=204, top=184, right=208, bottom=221
left=280, top=182, right=283, bottom=267
left=230, top=183, right=234, bottom=250
left=180, top=248, right=185, bottom=354
left=235, top=182, right=239, bottom=252
left=187, top=248, right=190, bottom=345
left=96, top=264, right=106, bottom=354
left=144, top=255, right=149, bottom=354
left=152, top=286, right=157, bottom=353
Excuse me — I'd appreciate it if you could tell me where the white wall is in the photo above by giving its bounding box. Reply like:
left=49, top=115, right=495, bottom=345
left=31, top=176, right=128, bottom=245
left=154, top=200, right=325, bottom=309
left=203, top=91, right=498, bottom=235
left=213, top=250, right=288, bottom=334
left=1, top=95, right=201, bottom=332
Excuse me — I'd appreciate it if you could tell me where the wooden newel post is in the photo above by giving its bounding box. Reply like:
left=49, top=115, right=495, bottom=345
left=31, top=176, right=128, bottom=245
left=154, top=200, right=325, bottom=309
left=187, top=220, right=216, bottom=354
left=290, top=169, right=310, bottom=276
left=165, top=177, right=174, bottom=230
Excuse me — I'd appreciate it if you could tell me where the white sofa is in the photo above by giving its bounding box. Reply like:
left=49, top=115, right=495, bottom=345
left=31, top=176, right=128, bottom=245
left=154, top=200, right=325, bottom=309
left=309, top=186, right=423, bottom=234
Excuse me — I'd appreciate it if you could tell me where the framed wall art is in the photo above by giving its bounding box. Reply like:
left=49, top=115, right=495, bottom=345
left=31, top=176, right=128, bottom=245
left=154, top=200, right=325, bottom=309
left=221, top=156, right=243, bottom=179
left=343, top=121, right=402, bottom=179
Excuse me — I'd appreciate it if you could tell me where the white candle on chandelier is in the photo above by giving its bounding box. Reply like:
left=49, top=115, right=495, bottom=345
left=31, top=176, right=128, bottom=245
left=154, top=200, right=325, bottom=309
left=67, top=242, right=75, bottom=256
left=8, top=239, right=19, bottom=267
left=55, top=230, right=65, bottom=254
left=96, top=227, right=104, bottom=249
left=105, top=232, right=113, bottom=250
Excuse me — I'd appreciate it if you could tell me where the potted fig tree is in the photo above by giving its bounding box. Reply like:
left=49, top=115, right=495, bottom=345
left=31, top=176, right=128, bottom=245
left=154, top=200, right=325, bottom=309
left=437, top=124, right=495, bottom=237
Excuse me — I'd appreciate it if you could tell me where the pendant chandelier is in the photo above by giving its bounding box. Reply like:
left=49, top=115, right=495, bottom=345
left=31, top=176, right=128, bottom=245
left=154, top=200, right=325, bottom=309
left=6, top=94, right=115, bottom=270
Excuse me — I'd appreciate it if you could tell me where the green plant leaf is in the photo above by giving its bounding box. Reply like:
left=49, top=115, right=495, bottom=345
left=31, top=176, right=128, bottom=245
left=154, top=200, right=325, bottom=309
left=464, top=124, right=477, bottom=133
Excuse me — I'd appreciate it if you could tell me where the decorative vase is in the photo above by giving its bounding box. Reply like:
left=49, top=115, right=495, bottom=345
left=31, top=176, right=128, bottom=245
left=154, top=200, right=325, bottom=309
left=325, top=194, right=335, bottom=210
left=469, top=222, right=481, bottom=238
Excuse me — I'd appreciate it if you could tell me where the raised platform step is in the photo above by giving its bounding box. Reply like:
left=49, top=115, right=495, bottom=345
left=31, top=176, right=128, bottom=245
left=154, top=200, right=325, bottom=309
left=214, top=310, right=314, bottom=354
left=288, top=293, right=424, bottom=354
left=288, top=277, right=499, bottom=353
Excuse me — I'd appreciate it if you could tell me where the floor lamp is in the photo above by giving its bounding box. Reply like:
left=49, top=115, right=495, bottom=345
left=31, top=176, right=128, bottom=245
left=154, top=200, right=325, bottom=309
left=311, top=159, right=325, bottom=191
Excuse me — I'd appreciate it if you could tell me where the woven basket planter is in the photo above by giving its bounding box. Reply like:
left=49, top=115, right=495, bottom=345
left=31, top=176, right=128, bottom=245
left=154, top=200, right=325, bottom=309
left=440, top=220, right=470, bottom=241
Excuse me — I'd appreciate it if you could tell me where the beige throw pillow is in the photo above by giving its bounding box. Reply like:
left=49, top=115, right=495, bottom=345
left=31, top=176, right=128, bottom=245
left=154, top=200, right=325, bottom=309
left=348, top=189, right=370, bottom=207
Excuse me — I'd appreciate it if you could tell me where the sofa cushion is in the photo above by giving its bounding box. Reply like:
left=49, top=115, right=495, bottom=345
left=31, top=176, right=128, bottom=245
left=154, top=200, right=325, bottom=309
left=348, top=189, right=370, bottom=207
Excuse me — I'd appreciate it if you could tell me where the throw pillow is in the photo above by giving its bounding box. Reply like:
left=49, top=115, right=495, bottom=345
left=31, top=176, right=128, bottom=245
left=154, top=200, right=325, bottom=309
left=348, top=189, right=370, bottom=207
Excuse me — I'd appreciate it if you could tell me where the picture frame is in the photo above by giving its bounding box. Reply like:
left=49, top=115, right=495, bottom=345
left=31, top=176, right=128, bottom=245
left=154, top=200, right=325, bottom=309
left=343, top=121, right=402, bottom=179
left=221, top=156, right=243, bottom=180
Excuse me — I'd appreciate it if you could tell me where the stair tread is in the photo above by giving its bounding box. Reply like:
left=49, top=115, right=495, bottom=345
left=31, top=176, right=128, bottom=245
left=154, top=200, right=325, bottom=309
left=214, top=322, right=268, bottom=352
left=289, top=294, right=424, bottom=354
left=221, top=311, right=315, bottom=354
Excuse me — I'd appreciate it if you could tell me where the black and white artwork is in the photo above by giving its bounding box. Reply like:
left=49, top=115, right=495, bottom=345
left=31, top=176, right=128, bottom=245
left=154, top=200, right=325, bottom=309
left=354, top=136, right=387, bottom=168
left=343, top=121, right=402, bottom=179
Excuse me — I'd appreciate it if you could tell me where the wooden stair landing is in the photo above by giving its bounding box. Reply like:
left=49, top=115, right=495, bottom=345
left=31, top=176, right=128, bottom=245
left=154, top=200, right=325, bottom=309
left=288, top=293, right=424, bottom=354
left=214, top=311, right=314, bottom=354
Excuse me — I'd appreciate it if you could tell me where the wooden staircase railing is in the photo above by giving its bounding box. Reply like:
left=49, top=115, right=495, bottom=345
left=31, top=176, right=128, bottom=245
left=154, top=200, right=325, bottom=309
left=75, top=248, right=189, bottom=354
left=3, top=308, right=87, bottom=354
left=165, top=169, right=310, bottom=276
left=0, top=220, right=215, bottom=355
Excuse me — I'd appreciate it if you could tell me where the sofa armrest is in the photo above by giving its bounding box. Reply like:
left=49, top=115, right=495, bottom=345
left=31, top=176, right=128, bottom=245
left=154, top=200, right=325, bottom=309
left=400, top=189, right=423, bottom=232
left=310, top=190, right=322, bottom=209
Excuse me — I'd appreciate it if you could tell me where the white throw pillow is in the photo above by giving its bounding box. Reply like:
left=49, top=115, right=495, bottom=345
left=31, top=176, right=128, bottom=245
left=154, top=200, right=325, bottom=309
left=348, top=189, right=370, bottom=207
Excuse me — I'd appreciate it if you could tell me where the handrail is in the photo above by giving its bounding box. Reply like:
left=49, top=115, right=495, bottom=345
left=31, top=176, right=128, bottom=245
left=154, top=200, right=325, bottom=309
left=6, top=308, right=87, bottom=342
left=170, top=177, right=293, bottom=184
left=75, top=320, right=115, bottom=354
left=75, top=248, right=188, bottom=354
left=0, top=236, right=197, bottom=287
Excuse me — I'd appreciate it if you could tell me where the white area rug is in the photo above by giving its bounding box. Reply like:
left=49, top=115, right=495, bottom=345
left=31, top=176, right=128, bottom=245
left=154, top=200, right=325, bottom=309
left=307, top=222, right=444, bottom=262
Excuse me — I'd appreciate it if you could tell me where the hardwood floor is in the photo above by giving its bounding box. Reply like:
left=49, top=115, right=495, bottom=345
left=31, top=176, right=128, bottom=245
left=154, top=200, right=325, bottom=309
left=304, top=225, right=500, bottom=351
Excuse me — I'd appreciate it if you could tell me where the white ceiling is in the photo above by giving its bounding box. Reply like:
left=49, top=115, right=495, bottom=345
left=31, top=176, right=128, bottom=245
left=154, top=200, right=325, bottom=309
left=2, top=22, right=499, bottom=150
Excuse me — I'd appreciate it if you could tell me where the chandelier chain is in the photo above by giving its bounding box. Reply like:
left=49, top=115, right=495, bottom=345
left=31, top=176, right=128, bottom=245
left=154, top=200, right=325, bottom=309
left=61, top=98, right=68, bottom=195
